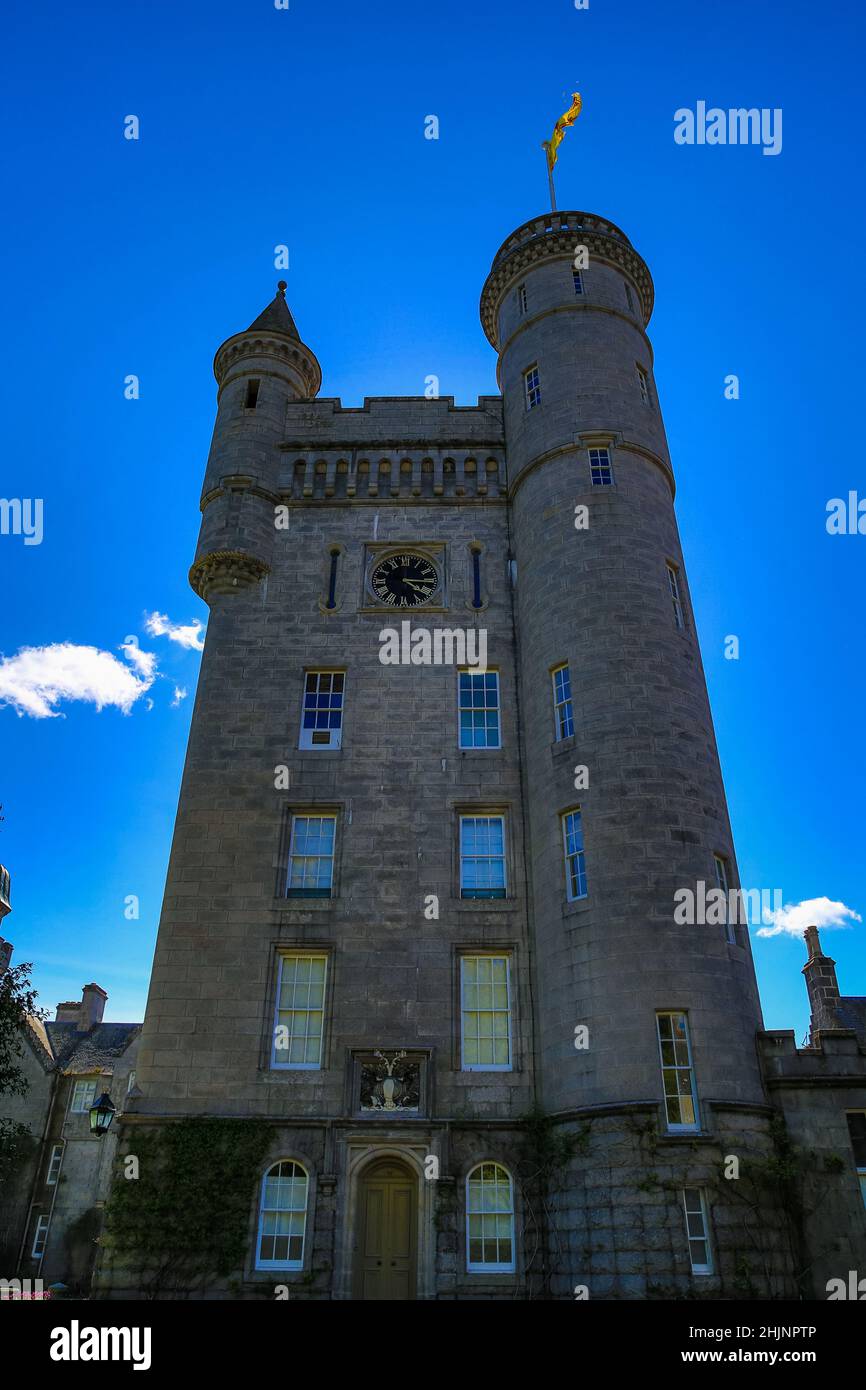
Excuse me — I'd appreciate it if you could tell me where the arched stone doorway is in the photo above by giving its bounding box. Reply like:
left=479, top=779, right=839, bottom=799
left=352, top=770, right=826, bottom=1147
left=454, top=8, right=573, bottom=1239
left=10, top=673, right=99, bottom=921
left=352, top=1157, right=418, bottom=1300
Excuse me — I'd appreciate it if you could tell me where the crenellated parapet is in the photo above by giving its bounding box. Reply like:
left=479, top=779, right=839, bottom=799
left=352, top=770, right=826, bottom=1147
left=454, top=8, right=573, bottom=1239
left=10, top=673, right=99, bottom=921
left=480, top=210, right=655, bottom=347
left=279, top=449, right=507, bottom=503
left=758, top=1028, right=866, bottom=1085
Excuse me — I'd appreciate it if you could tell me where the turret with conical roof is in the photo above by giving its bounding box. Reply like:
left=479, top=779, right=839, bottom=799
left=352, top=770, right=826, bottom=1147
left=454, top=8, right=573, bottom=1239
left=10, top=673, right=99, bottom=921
left=189, top=282, right=321, bottom=603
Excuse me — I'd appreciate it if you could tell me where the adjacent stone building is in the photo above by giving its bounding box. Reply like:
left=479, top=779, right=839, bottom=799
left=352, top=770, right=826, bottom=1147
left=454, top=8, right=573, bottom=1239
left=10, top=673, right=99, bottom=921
left=84, top=208, right=866, bottom=1299
left=1, top=915, right=140, bottom=1294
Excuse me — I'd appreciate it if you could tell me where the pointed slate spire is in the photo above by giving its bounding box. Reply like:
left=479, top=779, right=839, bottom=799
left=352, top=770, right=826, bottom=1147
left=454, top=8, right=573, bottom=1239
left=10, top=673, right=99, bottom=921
left=246, top=280, right=300, bottom=339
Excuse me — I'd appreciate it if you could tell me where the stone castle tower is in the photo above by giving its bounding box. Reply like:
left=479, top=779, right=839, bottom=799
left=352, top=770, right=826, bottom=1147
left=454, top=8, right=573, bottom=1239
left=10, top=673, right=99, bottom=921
left=106, top=212, right=865, bottom=1300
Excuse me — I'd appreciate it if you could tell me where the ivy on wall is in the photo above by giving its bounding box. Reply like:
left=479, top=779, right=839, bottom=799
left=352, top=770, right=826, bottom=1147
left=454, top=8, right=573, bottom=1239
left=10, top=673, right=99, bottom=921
left=101, top=1118, right=272, bottom=1297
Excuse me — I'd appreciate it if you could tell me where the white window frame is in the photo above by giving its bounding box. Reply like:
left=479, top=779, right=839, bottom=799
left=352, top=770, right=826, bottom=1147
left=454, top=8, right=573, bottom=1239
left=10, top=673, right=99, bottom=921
left=667, top=563, right=685, bottom=630
left=714, top=854, right=736, bottom=944
left=460, top=955, right=513, bottom=1072
left=254, top=1160, right=309, bottom=1271
left=573, top=269, right=584, bottom=296
left=637, top=363, right=650, bottom=404
left=271, top=953, right=328, bottom=1070
left=466, top=1163, right=516, bottom=1273
left=46, top=1143, right=64, bottom=1187
left=459, top=814, right=507, bottom=899
left=457, top=670, right=501, bottom=750
left=299, top=670, right=345, bottom=751
left=682, top=1188, right=713, bottom=1274
left=69, top=1078, right=98, bottom=1114
left=551, top=664, right=574, bottom=741
left=286, top=814, right=336, bottom=897
left=588, top=446, right=614, bottom=487
left=657, top=1012, right=700, bottom=1133
left=517, top=282, right=527, bottom=315
left=562, top=809, right=588, bottom=901
left=31, top=1214, right=50, bottom=1260
left=524, top=364, right=541, bottom=410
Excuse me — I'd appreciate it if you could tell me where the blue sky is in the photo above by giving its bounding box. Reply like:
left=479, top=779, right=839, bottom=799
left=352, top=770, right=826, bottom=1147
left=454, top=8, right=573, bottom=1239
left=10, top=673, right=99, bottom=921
left=1, top=0, right=863, bottom=1039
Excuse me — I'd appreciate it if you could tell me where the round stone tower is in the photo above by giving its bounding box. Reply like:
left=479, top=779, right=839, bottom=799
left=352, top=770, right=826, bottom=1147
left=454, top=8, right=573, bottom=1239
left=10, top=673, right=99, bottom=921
left=481, top=214, right=789, bottom=1295
left=190, top=282, right=321, bottom=603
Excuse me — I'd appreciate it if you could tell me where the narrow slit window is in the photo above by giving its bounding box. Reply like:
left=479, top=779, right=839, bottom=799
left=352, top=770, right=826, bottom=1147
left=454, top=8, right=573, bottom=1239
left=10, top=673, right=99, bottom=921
left=552, top=664, right=574, bottom=740
left=244, top=378, right=261, bottom=410
left=624, top=281, right=634, bottom=311
left=46, top=1144, right=63, bottom=1186
left=667, top=563, right=685, bottom=630
left=637, top=365, right=650, bottom=404
left=524, top=365, right=541, bottom=410
left=517, top=283, right=528, bottom=315
left=573, top=269, right=584, bottom=296
left=714, top=854, right=736, bottom=944
left=562, top=809, right=587, bottom=900
left=682, top=1189, right=713, bottom=1274
left=31, top=1214, right=50, bottom=1260
left=471, top=548, right=482, bottom=609
left=326, top=548, right=339, bottom=609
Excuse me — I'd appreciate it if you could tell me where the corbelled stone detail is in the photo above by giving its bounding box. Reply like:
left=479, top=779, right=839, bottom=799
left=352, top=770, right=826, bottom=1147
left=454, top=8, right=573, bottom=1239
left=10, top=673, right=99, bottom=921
left=188, top=549, right=270, bottom=601
left=480, top=210, right=654, bottom=346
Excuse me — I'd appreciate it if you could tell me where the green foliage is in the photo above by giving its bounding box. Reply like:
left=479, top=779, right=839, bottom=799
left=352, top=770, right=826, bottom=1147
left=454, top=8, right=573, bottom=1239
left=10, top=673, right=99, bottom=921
left=0, top=958, right=46, bottom=1187
left=101, top=1118, right=272, bottom=1296
left=0, top=958, right=45, bottom=1099
left=518, top=1105, right=588, bottom=1182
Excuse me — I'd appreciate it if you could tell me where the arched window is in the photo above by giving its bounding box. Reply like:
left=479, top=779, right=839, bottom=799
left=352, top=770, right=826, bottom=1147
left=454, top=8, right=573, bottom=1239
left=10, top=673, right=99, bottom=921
left=255, top=1161, right=309, bottom=1270
left=466, top=1163, right=515, bottom=1273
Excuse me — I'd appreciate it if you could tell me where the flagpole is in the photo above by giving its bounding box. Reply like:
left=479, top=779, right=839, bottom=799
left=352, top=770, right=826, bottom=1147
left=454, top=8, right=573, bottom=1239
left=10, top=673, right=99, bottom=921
left=542, top=142, right=557, bottom=212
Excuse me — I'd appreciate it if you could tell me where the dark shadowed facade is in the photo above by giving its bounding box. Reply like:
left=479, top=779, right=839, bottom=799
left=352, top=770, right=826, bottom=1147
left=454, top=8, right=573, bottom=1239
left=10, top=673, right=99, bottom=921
left=91, top=211, right=866, bottom=1300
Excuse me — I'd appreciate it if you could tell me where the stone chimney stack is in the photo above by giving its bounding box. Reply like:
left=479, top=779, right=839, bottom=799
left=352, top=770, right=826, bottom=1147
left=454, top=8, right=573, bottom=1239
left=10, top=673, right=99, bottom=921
left=78, top=983, right=108, bottom=1031
left=55, top=1001, right=82, bottom=1023
left=0, top=937, right=12, bottom=974
left=803, top=925, right=841, bottom=1039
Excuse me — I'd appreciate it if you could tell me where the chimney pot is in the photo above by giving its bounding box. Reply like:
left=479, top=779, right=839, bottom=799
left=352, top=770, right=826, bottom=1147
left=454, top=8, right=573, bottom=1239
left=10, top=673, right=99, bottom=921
left=78, top=983, right=108, bottom=1031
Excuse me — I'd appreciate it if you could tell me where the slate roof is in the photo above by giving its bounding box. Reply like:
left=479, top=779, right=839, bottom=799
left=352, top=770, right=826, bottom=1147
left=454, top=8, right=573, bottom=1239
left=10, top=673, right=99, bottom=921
left=246, top=282, right=299, bottom=339
left=28, top=1020, right=141, bottom=1073
left=832, top=997, right=866, bottom=1044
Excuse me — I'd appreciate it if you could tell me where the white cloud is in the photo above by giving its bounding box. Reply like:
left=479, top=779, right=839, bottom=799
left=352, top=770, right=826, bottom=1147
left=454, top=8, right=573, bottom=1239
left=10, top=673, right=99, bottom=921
left=171, top=685, right=188, bottom=707
left=0, top=642, right=156, bottom=719
left=120, top=635, right=158, bottom=680
left=144, top=611, right=205, bottom=652
left=757, top=896, right=862, bottom=939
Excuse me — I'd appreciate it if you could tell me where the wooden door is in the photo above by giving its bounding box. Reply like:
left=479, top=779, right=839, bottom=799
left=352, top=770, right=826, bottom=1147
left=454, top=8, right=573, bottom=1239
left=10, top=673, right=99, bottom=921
left=355, top=1161, right=417, bottom=1300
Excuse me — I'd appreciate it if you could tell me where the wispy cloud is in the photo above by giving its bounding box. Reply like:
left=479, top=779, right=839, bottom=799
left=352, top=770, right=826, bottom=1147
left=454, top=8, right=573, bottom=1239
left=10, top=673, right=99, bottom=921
left=0, top=642, right=156, bottom=719
left=171, top=685, right=188, bottom=707
left=120, top=635, right=158, bottom=680
left=144, top=611, right=205, bottom=652
left=756, top=895, right=862, bottom=939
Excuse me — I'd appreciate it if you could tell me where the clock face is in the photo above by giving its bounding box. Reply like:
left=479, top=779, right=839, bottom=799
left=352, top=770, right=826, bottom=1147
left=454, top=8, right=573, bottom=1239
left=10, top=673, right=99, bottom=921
left=371, top=552, right=439, bottom=608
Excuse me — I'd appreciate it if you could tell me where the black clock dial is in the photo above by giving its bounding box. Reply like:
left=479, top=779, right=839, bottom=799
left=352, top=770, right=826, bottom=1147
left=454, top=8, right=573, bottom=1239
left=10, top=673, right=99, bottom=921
left=371, top=553, right=439, bottom=607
